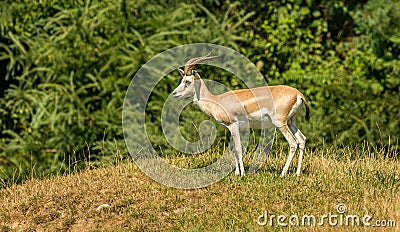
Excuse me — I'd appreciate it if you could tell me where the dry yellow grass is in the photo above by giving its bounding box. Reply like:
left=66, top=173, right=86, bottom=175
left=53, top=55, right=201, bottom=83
left=0, top=144, right=399, bottom=231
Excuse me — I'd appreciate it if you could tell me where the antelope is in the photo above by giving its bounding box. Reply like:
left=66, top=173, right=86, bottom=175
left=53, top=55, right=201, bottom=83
left=172, top=53, right=310, bottom=176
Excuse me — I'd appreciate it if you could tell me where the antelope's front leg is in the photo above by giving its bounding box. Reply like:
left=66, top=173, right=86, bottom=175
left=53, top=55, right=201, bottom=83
left=229, top=123, right=245, bottom=176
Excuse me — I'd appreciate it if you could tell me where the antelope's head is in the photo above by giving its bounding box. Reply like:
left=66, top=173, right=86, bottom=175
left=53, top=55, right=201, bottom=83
left=172, top=53, right=220, bottom=99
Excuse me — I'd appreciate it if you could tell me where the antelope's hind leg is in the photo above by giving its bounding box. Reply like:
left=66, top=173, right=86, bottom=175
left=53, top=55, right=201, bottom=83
left=288, top=120, right=306, bottom=176
left=278, top=124, right=299, bottom=176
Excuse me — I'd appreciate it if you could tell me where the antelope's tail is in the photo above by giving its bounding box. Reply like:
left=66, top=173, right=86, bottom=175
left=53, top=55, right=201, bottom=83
left=301, top=97, right=310, bottom=122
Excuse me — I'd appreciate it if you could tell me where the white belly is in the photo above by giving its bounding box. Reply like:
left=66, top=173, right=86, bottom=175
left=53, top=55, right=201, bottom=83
left=238, top=108, right=274, bottom=129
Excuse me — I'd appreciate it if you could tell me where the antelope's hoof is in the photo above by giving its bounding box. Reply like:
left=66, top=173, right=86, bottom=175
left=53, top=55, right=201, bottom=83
left=235, top=169, right=240, bottom=176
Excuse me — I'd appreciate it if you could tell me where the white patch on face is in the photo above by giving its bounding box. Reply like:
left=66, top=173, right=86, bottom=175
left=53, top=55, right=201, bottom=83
left=172, top=75, right=195, bottom=99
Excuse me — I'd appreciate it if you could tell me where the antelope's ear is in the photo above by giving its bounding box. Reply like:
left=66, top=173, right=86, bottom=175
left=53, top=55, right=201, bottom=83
left=178, top=68, right=185, bottom=77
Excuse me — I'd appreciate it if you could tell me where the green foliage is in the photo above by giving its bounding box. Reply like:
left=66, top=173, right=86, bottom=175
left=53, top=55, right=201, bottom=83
left=0, top=0, right=399, bottom=185
left=0, top=0, right=256, bottom=183
left=243, top=0, right=399, bottom=146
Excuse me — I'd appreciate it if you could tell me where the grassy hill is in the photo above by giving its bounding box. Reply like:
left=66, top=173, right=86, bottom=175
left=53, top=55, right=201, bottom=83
left=0, top=144, right=399, bottom=231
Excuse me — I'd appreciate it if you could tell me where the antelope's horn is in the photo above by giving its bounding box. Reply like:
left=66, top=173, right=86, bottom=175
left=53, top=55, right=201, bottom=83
left=183, top=53, right=221, bottom=75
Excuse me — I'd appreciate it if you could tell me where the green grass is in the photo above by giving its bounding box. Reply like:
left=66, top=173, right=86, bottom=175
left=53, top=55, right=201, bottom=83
left=0, top=144, right=399, bottom=231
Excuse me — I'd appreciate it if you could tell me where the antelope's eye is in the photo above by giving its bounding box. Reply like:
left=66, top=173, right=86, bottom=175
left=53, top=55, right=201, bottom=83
left=185, top=81, right=191, bottom=87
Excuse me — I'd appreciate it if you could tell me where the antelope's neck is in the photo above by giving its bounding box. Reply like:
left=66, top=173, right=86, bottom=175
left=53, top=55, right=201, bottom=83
left=193, top=79, right=217, bottom=115
left=193, top=79, right=233, bottom=126
left=193, top=79, right=215, bottom=102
